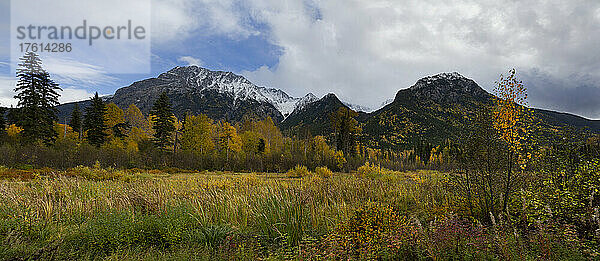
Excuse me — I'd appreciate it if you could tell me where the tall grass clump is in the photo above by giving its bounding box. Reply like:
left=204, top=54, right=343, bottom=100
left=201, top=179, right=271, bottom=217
left=314, top=166, right=333, bottom=178
left=357, top=162, right=388, bottom=178
left=286, top=165, right=311, bottom=178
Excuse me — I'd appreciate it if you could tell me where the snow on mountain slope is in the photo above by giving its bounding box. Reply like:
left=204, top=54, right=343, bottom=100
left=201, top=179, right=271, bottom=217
left=379, top=98, right=394, bottom=109
left=160, top=66, right=327, bottom=118
left=293, top=93, right=319, bottom=111
left=343, top=101, right=373, bottom=113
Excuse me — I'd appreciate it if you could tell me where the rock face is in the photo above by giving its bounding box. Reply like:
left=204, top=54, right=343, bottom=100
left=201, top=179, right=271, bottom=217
left=110, top=66, right=283, bottom=122
left=407, top=72, right=493, bottom=103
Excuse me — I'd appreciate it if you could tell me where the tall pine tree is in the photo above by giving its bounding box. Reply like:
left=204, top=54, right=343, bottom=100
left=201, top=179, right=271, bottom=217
left=69, top=104, right=83, bottom=140
left=84, top=93, right=108, bottom=147
left=151, top=92, right=175, bottom=151
left=14, top=52, right=61, bottom=144
left=0, top=106, right=6, bottom=141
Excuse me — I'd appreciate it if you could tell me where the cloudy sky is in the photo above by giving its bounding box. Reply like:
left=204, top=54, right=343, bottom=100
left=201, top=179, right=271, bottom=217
left=1, top=0, right=599, bottom=119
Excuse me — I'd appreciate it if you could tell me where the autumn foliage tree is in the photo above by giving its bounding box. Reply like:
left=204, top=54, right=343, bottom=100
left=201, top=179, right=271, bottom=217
left=180, top=114, right=214, bottom=155
left=217, top=121, right=242, bottom=164
left=104, top=103, right=128, bottom=139
left=124, top=104, right=151, bottom=134
left=492, top=68, right=533, bottom=212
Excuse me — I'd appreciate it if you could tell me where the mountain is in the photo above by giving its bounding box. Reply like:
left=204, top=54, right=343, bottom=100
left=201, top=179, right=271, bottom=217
left=534, top=109, right=600, bottom=132
left=362, top=72, right=493, bottom=149
left=379, top=98, right=394, bottom=109
left=58, top=66, right=320, bottom=123
left=362, top=72, right=600, bottom=149
left=111, top=66, right=283, bottom=122
left=279, top=93, right=350, bottom=136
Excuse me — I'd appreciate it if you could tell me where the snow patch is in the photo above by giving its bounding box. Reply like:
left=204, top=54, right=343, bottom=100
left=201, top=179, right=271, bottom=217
left=343, top=101, right=373, bottom=113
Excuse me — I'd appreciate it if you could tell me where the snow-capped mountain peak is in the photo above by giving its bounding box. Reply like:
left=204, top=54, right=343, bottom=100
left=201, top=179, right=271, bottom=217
left=155, top=66, right=327, bottom=118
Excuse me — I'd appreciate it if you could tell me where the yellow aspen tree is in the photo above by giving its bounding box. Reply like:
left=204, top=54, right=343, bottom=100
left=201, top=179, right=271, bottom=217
left=492, top=68, right=533, bottom=212
left=181, top=114, right=214, bottom=155
left=6, top=124, right=22, bottom=135
left=218, top=121, right=242, bottom=163
left=124, top=104, right=151, bottom=135
left=104, top=103, right=125, bottom=139
left=104, top=103, right=125, bottom=128
left=255, top=117, right=283, bottom=153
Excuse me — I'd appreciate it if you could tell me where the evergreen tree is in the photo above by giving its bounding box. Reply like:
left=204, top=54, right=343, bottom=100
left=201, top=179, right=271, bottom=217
left=331, top=108, right=361, bottom=156
left=69, top=104, right=83, bottom=140
left=257, top=138, right=266, bottom=154
left=14, top=52, right=61, bottom=144
left=151, top=92, right=175, bottom=151
left=0, top=106, right=6, bottom=141
left=84, top=93, right=108, bottom=147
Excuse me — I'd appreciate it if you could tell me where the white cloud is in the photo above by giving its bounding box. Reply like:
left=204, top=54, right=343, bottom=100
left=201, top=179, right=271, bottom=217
left=152, top=0, right=199, bottom=42
left=59, top=88, right=96, bottom=104
left=0, top=76, right=16, bottom=107
left=177, top=56, right=203, bottom=66
left=11, top=0, right=152, bottom=74
left=5, top=0, right=600, bottom=119
left=151, top=0, right=258, bottom=44
left=44, top=57, right=117, bottom=87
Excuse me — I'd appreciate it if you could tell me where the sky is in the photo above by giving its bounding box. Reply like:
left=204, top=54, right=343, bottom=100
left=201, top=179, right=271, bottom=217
left=1, top=0, right=599, bottom=119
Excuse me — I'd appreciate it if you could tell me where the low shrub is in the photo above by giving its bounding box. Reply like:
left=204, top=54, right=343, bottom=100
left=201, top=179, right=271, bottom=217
left=314, top=166, right=333, bottom=178
left=301, top=203, right=422, bottom=260
left=426, top=214, right=489, bottom=259
left=356, top=162, right=387, bottom=178
left=286, top=165, right=311, bottom=178
left=63, top=208, right=229, bottom=257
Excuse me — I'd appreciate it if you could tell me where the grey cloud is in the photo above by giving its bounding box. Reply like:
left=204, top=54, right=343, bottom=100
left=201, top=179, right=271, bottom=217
left=234, top=0, right=600, bottom=119
left=523, top=69, right=600, bottom=119
left=4, top=0, right=600, bottom=119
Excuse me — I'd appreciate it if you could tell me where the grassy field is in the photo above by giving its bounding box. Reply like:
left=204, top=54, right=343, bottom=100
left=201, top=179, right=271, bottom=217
left=0, top=166, right=588, bottom=260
